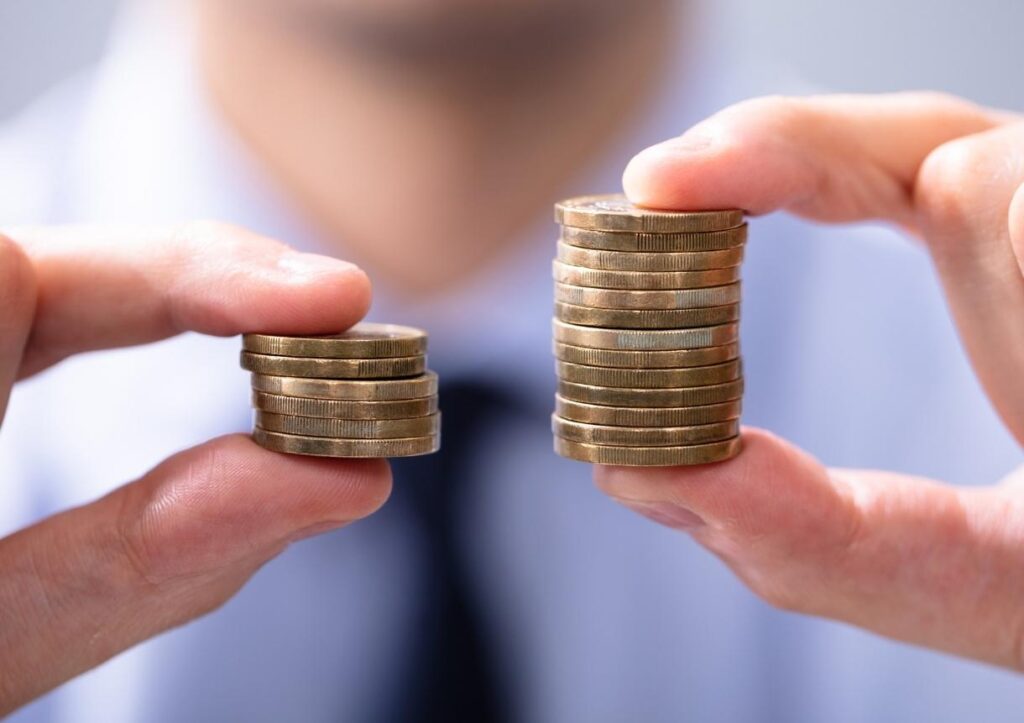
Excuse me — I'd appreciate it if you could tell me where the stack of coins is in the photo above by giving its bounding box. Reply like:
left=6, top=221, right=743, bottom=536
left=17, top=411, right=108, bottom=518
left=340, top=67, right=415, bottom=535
left=551, top=194, right=745, bottom=466
left=240, top=324, right=440, bottom=458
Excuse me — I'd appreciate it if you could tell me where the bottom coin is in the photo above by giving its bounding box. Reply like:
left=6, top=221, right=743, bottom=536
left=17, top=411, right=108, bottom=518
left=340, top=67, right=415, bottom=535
left=552, top=415, right=738, bottom=446
left=253, top=428, right=440, bottom=458
left=553, top=436, right=741, bottom=466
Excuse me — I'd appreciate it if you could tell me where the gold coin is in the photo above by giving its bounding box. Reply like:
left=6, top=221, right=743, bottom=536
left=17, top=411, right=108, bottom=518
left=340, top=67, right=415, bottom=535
left=554, top=436, right=741, bottom=466
left=557, top=241, right=744, bottom=272
left=240, top=351, right=424, bottom=379
left=255, top=411, right=441, bottom=439
left=558, top=378, right=744, bottom=407
left=253, top=391, right=438, bottom=419
left=553, top=260, right=740, bottom=290
left=251, top=372, right=438, bottom=401
left=253, top=428, right=440, bottom=458
left=553, top=319, right=738, bottom=350
left=555, top=282, right=741, bottom=310
left=556, top=359, right=741, bottom=388
left=554, top=195, right=743, bottom=233
left=554, top=302, right=738, bottom=329
left=553, top=341, right=740, bottom=369
left=555, top=395, right=742, bottom=426
left=552, top=415, right=739, bottom=446
left=561, top=225, right=747, bottom=252
left=242, top=323, right=426, bottom=359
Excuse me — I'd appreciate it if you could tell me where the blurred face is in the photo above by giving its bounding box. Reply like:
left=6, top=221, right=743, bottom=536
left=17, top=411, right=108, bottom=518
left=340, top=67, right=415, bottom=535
left=238, top=0, right=662, bottom=65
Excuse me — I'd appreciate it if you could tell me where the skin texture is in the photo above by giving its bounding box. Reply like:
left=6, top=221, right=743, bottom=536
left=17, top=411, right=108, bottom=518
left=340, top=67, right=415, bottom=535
left=598, top=93, right=1024, bottom=671
left=0, top=224, right=391, bottom=713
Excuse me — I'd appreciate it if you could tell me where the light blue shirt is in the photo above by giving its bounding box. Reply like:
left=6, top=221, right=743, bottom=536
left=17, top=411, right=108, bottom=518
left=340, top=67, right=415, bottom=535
left=2, top=3, right=1022, bottom=721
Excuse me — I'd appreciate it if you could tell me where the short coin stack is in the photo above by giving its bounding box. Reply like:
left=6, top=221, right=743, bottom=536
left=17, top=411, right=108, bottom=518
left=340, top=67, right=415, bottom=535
left=552, top=194, right=746, bottom=466
left=241, top=324, right=440, bottom=458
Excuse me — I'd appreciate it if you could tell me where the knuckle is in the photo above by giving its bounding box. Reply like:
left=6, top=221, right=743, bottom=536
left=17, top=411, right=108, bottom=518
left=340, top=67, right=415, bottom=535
left=114, top=489, right=166, bottom=590
left=915, top=135, right=1005, bottom=246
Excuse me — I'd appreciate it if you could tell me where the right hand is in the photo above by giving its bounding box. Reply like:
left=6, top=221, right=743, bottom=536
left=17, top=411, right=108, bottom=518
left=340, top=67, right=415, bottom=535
left=0, top=222, right=392, bottom=714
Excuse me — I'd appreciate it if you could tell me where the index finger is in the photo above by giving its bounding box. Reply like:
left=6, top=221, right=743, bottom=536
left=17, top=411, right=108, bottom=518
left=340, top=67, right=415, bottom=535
left=4, top=222, right=371, bottom=377
left=622, top=92, right=1008, bottom=226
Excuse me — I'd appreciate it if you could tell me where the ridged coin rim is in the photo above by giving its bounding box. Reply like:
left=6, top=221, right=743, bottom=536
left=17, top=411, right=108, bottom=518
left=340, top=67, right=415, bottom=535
left=250, top=371, right=438, bottom=400
left=553, top=341, right=740, bottom=369
left=557, top=378, right=744, bottom=407
left=553, top=319, right=739, bottom=350
left=556, top=241, right=744, bottom=272
left=555, top=282, right=741, bottom=310
left=240, top=351, right=425, bottom=379
left=252, top=391, right=438, bottom=419
left=554, top=302, right=739, bottom=329
left=552, top=414, right=739, bottom=446
left=556, top=359, right=741, bottom=388
left=555, top=395, right=742, bottom=426
left=560, top=225, right=747, bottom=252
left=243, top=323, right=427, bottom=358
left=553, top=260, right=740, bottom=290
left=253, top=428, right=440, bottom=458
left=553, top=436, right=742, bottom=466
left=255, top=411, right=441, bottom=439
left=555, top=195, right=744, bottom=233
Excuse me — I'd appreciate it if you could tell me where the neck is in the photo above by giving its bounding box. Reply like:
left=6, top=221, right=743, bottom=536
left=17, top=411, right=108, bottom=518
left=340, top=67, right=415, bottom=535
left=195, top=2, right=676, bottom=298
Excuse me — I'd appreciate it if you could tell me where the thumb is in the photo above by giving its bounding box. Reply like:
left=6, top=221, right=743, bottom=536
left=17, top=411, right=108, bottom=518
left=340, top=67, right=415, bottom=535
left=595, top=429, right=1024, bottom=670
left=0, top=434, right=391, bottom=714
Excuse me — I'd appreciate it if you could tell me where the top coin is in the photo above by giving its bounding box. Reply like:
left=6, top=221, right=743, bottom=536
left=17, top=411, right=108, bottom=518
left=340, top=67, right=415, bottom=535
left=555, top=194, right=744, bottom=233
left=242, top=323, right=427, bottom=359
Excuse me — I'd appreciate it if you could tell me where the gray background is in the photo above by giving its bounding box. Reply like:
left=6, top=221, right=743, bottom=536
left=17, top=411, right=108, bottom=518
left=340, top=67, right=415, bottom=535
left=1, top=0, right=1023, bottom=118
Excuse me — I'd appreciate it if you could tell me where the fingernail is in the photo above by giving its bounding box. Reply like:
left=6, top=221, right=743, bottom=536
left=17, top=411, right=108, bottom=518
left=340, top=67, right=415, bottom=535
left=289, top=519, right=351, bottom=543
left=277, top=252, right=359, bottom=279
left=620, top=500, right=706, bottom=531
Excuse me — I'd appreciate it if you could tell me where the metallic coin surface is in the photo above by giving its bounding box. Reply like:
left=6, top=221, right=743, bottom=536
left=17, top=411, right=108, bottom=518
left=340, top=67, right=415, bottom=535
left=555, top=195, right=743, bottom=233
left=561, top=225, right=747, bottom=252
left=253, top=428, right=440, bottom=458
left=558, top=378, right=744, bottom=407
left=240, top=351, right=424, bottom=379
left=553, top=341, right=739, bottom=369
left=255, top=411, right=441, bottom=439
left=554, top=301, right=738, bottom=329
left=556, top=359, right=741, bottom=388
left=554, top=436, right=741, bottom=466
left=553, top=260, right=740, bottom=290
left=555, top=395, right=742, bottom=426
left=553, top=319, right=738, bottom=350
left=253, top=391, right=438, bottom=419
left=555, top=282, right=741, bottom=310
left=251, top=371, right=438, bottom=401
left=552, top=415, right=739, bottom=446
left=243, top=323, right=427, bottom=359
left=557, top=241, right=744, bottom=272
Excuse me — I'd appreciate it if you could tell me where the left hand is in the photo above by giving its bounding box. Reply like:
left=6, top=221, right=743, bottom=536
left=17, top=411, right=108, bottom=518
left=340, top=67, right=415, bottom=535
left=595, top=92, right=1024, bottom=670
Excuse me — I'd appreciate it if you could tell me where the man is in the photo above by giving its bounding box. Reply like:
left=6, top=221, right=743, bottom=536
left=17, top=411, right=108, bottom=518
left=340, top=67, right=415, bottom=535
left=2, top=0, right=1023, bottom=720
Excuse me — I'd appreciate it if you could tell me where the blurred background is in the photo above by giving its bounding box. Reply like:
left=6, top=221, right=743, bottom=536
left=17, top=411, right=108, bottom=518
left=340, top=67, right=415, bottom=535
left=2, top=0, right=1023, bottom=120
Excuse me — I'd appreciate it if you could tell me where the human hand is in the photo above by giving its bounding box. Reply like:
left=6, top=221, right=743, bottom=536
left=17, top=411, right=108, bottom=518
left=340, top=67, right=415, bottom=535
left=597, top=93, right=1024, bottom=669
left=0, top=223, right=391, bottom=713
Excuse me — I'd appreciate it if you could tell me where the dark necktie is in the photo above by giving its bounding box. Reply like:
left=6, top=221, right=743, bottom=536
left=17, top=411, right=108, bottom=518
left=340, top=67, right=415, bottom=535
left=384, top=378, right=516, bottom=723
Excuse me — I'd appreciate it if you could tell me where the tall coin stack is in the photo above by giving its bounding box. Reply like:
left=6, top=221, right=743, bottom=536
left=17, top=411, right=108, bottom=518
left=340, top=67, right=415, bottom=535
left=552, top=195, right=745, bottom=466
left=241, top=324, right=441, bottom=458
